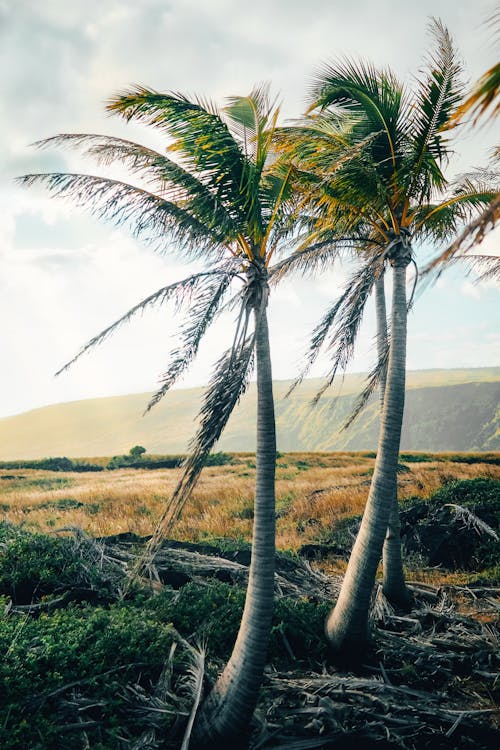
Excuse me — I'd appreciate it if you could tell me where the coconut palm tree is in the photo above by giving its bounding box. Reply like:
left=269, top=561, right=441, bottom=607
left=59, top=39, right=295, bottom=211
left=276, top=19, right=497, bottom=658
left=19, top=85, right=294, bottom=746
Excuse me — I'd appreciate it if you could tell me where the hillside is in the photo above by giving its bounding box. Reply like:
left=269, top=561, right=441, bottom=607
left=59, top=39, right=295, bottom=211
left=1, top=367, right=499, bottom=459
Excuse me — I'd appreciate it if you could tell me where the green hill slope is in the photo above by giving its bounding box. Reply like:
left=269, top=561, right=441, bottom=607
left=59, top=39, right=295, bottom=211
left=1, top=368, right=499, bottom=459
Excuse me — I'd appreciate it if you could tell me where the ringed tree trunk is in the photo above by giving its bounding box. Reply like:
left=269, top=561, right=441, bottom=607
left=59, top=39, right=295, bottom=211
left=192, top=286, right=276, bottom=747
left=325, top=245, right=411, bottom=661
left=375, top=272, right=412, bottom=609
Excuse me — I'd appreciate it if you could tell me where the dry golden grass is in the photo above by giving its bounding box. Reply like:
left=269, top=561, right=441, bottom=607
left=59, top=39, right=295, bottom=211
left=1, top=452, right=498, bottom=555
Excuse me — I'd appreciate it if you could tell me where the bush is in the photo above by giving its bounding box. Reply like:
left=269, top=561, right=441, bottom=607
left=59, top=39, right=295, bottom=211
left=0, top=524, right=116, bottom=603
left=0, top=602, right=178, bottom=750
left=107, top=454, right=184, bottom=469
left=204, top=452, right=233, bottom=467
left=147, top=580, right=328, bottom=667
left=0, top=457, right=103, bottom=472
left=400, top=478, right=500, bottom=570
left=429, top=477, right=500, bottom=510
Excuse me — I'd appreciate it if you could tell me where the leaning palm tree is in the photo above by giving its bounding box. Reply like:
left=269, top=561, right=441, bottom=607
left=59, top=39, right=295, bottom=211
left=279, top=19, right=497, bottom=658
left=273, top=118, right=414, bottom=611
left=19, top=85, right=294, bottom=745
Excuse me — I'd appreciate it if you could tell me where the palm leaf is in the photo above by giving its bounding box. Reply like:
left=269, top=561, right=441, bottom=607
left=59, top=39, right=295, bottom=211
left=312, top=257, right=380, bottom=404
left=413, top=176, right=498, bottom=240
left=33, top=133, right=242, bottom=237
left=406, top=19, right=463, bottom=200
left=107, top=88, right=250, bottom=222
left=138, top=327, right=255, bottom=568
left=54, top=270, right=232, bottom=375
left=309, top=59, right=406, bottom=177
left=423, top=194, right=500, bottom=273
left=180, top=643, right=206, bottom=750
left=451, top=63, right=500, bottom=125
left=146, top=273, right=233, bottom=412
left=17, top=172, right=226, bottom=257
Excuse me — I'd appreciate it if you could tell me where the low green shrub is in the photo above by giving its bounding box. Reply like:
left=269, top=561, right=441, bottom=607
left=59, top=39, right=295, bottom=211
left=399, top=453, right=434, bottom=463
left=0, top=524, right=116, bottom=603
left=146, top=580, right=328, bottom=666
left=0, top=457, right=103, bottom=472
left=0, top=602, right=178, bottom=749
left=107, top=454, right=184, bottom=469
left=204, top=452, right=234, bottom=467
left=429, top=477, right=500, bottom=509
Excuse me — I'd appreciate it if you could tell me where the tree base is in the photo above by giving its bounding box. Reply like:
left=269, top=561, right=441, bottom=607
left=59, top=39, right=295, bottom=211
left=382, top=583, right=414, bottom=612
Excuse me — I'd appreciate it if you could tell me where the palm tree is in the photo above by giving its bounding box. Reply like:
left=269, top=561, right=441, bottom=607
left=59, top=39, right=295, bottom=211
left=278, top=19, right=496, bottom=658
left=272, top=121, right=413, bottom=611
left=19, top=85, right=294, bottom=745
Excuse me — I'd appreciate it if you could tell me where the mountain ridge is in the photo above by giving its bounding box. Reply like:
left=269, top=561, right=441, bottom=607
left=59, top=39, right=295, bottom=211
left=1, top=367, right=499, bottom=459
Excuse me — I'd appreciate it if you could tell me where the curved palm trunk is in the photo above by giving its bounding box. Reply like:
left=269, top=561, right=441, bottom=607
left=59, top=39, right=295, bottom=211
left=191, top=304, right=276, bottom=748
left=375, top=273, right=412, bottom=609
left=326, top=251, right=410, bottom=660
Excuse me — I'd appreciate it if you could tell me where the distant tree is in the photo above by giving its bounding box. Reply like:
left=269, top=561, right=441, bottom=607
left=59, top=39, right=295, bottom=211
left=20, top=84, right=297, bottom=745
left=129, top=445, right=146, bottom=458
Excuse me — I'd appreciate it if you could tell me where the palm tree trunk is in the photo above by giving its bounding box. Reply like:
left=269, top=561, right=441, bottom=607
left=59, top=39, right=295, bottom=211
left=375, top=273, right=412, bottom=609
left=191, top=303, right=276, bottom=747
left=325, top=251, right=410, bottom=660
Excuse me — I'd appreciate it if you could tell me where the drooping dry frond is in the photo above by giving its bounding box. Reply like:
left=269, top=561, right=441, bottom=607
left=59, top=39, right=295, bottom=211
left=17, top=172, right=225, bottom=258
left=55, top=270, right=232, bottom=376
left=312, top=257, right=382, bottom=404
left=269, top=240, right=346, bottom=285
left=146, top=272, right=234, bottom=412
left=180, top=643, right=206, bottom=750
left=441, top=252, right=500, bottom=283
left=342, top=338, right=389, bottom=431
left=133, top=327, right=255, bottom=580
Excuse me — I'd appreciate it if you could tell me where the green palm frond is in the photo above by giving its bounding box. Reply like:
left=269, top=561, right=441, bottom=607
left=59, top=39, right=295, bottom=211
left=17, top=172, right=225, bottom=258
left=405, top=19, right=463, bottom=200
left=413, top=177, right=498, bottom=240
left=107, top=87, right=250, bottom=225
left=33, top=134, right=242, bottom=237
left=225, top=83, right=278, bottom=167
left=309, top=58, right=406, bottom=178
left=54, top=270, right=234, bottom=376
left=146, top=273, right=233, bottom=412
left=428, top=199, right=500, bottom=267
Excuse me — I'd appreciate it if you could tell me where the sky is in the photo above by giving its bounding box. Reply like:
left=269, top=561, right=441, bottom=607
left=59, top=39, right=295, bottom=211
left=1, top=0, right=499, bottom=418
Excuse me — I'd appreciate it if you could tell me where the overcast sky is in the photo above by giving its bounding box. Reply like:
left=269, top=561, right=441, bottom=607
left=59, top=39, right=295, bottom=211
left=1, top=0, right=499, bottom=418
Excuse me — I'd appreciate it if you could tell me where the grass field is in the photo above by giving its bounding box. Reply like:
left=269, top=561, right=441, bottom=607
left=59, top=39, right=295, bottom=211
left=2, top=452, right=499, bottom=749
left=2, top=451, right=498, bottom=561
